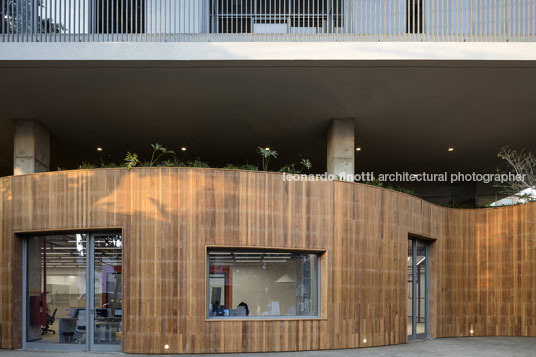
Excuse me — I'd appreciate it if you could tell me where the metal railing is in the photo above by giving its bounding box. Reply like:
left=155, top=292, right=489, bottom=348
left=1, top=0, right=535, bottom=42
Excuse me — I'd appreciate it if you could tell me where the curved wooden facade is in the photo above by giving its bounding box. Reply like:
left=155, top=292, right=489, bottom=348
left=0, top=168, right=535, bottom=353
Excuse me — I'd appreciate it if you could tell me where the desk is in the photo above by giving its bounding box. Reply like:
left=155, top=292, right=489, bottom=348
left=94, top=318, right=121, bottom=344
left=57, top=317, right=120, bottom=344
left=58, top=318, right=82, bottom=343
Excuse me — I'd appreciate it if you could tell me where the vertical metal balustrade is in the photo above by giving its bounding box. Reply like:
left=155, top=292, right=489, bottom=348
left=0, top=0, right=534, bottom=42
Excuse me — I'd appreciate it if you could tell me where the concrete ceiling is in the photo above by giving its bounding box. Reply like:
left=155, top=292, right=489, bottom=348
left=0, top=60, right=535, bottom=187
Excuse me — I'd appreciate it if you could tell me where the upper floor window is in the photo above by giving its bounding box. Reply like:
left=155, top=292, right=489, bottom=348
left=406, top=0, right=424, bottom=34
left=210, top=0, right=344, bottom=34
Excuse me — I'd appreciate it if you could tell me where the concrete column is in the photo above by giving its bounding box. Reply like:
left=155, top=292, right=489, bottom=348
left=327, top=119, right=355, bottom=179
left=14, top=120, right=50, bottom=175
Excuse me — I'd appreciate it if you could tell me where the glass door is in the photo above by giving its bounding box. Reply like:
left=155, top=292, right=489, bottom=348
left=24, top=232, right=122, bottom=352
left=408, top=238, right=429, bottom=340
left=25, top=234, right=88, bottom=349
left=89, top=232, right=123, bottom=351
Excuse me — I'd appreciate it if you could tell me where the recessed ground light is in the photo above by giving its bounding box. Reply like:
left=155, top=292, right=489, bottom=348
left=164, top=344, right=169, bottom=349
left=356, top=147, right=362, bottom=151
left=265, top=147, right=271, bottom=151
left=448, top=147, right=455, bottom=152
left=97, top=147, right=103, bottom=152
left=181, top=147, right=187, bottom=151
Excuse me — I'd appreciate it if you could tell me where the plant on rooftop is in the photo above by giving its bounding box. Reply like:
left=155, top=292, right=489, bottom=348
left=78, top=144, right=314, bottom=174
left=188, top=159, right=210, bottom=168
left=224, top=163, right=258, bottom=171
left=365, top=177, right=416, bottom=196
left=79, top=161, right=97, bottom=169
left=147, top=143, right=176, bottom=166
left=124, top=152, right=140, bottom=169
left=240, top=164, right=258, bottom=171
left=301, top=158, right=312, bottom=170
left=80, top=160, right=123, bottom=169
left=123, top=143, right=176, bottom=169
left=279, top=158, right=312, bottom=174
left=158, top=159, right=186, bottom=167
left=365, top=177, right=383, bottom=187
left=257, top=147, right=278, bottom=171
left=99, top=161, right=122, bottom=168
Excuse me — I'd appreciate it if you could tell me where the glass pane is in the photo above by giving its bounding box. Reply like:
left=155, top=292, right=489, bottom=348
left=208, top=250, right=320, bottom=318
left=407, top=240, right=413, bottom=337
left=27, top=234, right=87, bottom=344
left=93, top=233, right=122, bottom=345
left=416, top=240, right=426, bottom=336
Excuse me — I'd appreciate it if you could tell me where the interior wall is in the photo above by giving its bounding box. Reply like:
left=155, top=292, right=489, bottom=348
left=0, top=168, right=535, bottom=352
left=45, top=271, right=87, bottom=319
left=231, top=261, right=298, bottom=317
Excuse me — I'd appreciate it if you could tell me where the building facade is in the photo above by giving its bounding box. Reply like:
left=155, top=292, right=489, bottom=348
left=1, top=0, right=536, bottom=354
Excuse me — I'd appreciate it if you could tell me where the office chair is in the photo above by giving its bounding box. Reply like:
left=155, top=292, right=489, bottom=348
left=41, top=308, right=57, bottom=335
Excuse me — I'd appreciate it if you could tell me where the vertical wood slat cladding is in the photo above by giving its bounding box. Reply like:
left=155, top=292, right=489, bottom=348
left=0, top=168, right=535, bottom=352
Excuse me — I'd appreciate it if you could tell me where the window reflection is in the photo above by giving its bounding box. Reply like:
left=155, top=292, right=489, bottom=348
left=27, top=234, right=87, bottom=344
left=208, top=250, right=320, bottom=318
left=93, top=233, right=122, bottom=345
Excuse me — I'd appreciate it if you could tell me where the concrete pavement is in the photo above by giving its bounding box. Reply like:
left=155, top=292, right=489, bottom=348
left=0, top=337, right=535, bottom=357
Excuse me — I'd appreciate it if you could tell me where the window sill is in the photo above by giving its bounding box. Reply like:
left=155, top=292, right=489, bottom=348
left=206, top=316, right=326, bottom=322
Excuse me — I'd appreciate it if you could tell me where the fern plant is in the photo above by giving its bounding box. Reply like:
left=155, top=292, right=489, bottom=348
left=124, top=152, right=140, bottom=169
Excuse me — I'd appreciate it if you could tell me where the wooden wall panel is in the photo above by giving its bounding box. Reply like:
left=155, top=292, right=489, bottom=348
left=437, top=204, right=536, bottom=338
left=0, top=178, right=12, bottom=348
left=0, top=168, right=535, bottom=352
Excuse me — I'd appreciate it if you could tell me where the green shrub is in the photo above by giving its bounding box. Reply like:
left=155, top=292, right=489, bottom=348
left=188, top=159, right=210, bottom=168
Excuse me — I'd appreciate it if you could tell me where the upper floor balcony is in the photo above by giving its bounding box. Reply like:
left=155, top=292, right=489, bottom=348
left=1, top=0, right=535, bottom=42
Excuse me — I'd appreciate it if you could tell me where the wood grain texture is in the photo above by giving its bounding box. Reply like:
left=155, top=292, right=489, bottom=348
left=0, top=168, right=535, bottom=352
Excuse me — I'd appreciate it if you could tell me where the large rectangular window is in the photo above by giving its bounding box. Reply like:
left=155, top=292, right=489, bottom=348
left=210, top=0, right=343, bottom=34
left=207, top=249, right=320, bottom=319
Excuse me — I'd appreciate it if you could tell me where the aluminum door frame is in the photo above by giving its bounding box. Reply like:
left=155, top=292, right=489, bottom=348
left=21, top=232, right=122, bottom=352
left=408, top=238, right=429, bottom=341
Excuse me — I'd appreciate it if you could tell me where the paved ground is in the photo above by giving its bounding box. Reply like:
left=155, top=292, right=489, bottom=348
left=0, top=337, right=535, bottom=357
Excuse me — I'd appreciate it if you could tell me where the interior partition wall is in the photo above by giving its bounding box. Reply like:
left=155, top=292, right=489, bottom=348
left=22, top=232, right=122, bottom=352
